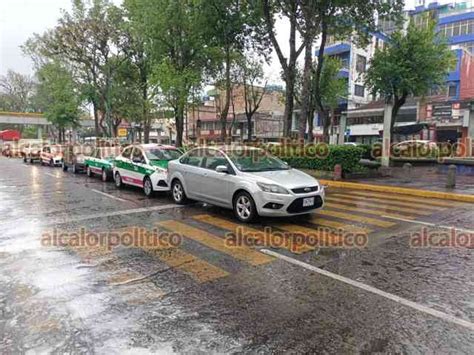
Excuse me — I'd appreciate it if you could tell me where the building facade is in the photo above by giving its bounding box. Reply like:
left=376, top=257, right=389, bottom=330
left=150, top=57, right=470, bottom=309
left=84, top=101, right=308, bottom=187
left=187, top=85, right=285, bottom=142
left=319, top=1, right=474, bottom=144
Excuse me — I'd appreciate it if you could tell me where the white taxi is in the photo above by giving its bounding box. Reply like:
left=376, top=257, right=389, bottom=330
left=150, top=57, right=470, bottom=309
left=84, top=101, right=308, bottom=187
left=113, top=144, right=182, bottom=197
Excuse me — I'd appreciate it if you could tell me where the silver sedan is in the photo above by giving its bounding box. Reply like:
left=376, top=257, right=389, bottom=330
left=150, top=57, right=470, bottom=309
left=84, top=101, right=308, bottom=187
left=167, top=146, right=325, bottom=223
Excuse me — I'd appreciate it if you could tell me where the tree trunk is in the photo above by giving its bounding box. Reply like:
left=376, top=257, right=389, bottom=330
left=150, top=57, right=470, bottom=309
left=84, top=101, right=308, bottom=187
left=142, top=81, right=150, bottom=144
left=321, top=110, right=330, bottom=143
left=307, top=108, right=315, bottom=142
left=92, top=101, right=100, bottom=137
left=390, top=95, right=406, bottom=139
left=247, top=114, right=252, bottom=141
left=220, top=48, right=231, bottom=142
left=283, top=71, right=295, bottom=137
left=299, top=42, right=313, bottom=141
left=313, top=17, right=329, bottom=142
left=175, top=103, right=185, bottom=148
left=262, top=0, right=302, bottom=139
left=228, top=97, right=236, bottom=139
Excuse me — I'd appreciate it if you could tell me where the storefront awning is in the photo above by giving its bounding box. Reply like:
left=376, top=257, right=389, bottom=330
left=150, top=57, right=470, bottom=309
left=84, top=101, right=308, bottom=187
left=392, top=122, right=430, bottom=135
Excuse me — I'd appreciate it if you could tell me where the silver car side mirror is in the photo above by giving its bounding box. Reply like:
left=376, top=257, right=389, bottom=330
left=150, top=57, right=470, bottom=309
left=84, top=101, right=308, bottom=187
left=215, top=165, right=228, bottom=174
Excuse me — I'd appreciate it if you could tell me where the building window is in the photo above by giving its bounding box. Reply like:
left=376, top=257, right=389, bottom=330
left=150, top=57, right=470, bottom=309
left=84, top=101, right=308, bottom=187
left=439, top=19, right=474, bottom=38
left=356, top=55, right=367, bottom=73
left=448, top=85, right=457, bottom=97
left=354, top=85, right=365, bottom=97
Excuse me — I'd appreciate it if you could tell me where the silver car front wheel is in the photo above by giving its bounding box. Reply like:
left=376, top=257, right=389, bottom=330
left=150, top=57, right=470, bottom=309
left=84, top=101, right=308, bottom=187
left=233, top=192, right=257, bottom=223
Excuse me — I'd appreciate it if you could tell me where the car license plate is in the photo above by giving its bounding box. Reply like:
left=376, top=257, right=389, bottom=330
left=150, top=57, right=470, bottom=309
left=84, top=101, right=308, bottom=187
left=302, top=197, right=315, bottom=207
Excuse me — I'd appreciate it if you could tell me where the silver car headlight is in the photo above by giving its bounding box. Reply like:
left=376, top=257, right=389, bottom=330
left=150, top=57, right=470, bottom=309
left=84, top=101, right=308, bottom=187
left=257, top=182, right=290, bottom=195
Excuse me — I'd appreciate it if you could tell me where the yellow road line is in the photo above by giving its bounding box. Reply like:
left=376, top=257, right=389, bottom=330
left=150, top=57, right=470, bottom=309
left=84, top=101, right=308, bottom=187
left=192, top=214, right=313, bottom=254
left=325, top=196, right=432, bottom=215
left=320, top=179, right=474, bottom=203
left=159, top=220, right=273, bottom=265
left=325, top=201, right=417, bottom=220
left=121, top=226, right=229, bottom=283
left=326, top=192, right=444, bottom=213
left=308, top=217, right=373, bottom=234
left=336, top=191, right=451, bottom=209
left=317, top=209, right=396, bottom=228
left=65, top=230, right=165, bottom=289
left=149, top=247, right=229, bottom=283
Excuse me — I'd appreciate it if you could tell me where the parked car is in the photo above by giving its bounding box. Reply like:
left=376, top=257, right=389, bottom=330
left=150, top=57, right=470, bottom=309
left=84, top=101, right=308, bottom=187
left=113, top=144, right=182, bottom=197
left=168, top=146, right=325, bottom=223
left=2, top=143, right=12, bottom=157
left=40, top=145, right=64, bottom=166
left=85, top=146, right=121, bottom=181
left=62, top=145, right=88, bottom=174
left=392, top=140, right=438, bottom=158
left=21, top=142, right=43, bottom=163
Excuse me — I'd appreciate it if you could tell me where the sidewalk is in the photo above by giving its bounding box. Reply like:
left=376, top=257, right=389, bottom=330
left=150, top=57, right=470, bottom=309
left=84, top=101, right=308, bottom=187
left=319, top=166, right=474, bottom=203
left=351, top=166, right=474, bottom=195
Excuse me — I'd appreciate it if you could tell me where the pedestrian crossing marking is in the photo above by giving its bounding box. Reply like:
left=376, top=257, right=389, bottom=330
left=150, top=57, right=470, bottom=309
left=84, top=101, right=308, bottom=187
left=317, top=209, right=396, bottom=228
left=325, top=196, right=432, bottom=215
left=308, top=217, right=373, bottom=234
left=148, top=247, right=230, bottom=283
left=117, top=226, right=229, bottom=283
left=192, top=214, right=313, bottom=254
left=325, top=202, right=416, bottom=220
left=331, top=193, right=445, bottom=211
left=65, top=234, right=166, bottom=291
left=338, top=191, right=454, bottom=208
left=158, top=220, right=273, bottom=265
left=276, top=224, right=344, bottom=247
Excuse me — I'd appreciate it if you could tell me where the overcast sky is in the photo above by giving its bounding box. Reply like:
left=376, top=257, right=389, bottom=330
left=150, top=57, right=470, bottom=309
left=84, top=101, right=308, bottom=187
left=1, top=0, right=420, bottom=84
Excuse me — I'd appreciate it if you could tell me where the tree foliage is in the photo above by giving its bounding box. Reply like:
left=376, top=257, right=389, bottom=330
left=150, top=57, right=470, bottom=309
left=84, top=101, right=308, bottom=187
left=0, top=70, right=37, bottom=112
left=365, top=20, right=456, bottom=133
left=24, top=0, right=127, bottom=137
left=35, top=62, right=81, bottom=142
left=125, top=0, right=211, bottom=147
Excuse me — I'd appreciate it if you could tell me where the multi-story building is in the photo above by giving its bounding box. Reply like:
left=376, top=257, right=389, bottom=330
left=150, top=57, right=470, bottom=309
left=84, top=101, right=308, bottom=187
left=320, top=1, right=474, bottom=144
left=187, top=84, right=285, bottom=142
left=311, top=20, right=396, bottom=141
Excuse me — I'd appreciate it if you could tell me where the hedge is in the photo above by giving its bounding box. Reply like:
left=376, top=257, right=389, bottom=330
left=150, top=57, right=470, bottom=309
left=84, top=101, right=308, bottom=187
left=272, top=145, right=364, bottom=174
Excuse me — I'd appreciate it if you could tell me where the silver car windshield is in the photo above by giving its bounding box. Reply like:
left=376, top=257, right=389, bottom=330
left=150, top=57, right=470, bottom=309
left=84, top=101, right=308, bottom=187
left=226, top=150, right=289, bottom=172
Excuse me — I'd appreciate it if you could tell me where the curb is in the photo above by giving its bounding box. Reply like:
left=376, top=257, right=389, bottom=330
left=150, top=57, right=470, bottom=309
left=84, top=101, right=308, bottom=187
left=319, top=179, right=474, bottom=203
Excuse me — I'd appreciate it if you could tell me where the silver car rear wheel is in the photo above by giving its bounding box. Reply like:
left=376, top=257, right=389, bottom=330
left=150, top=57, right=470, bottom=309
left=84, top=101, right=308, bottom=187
left=172, top=180, right=187, bottom=204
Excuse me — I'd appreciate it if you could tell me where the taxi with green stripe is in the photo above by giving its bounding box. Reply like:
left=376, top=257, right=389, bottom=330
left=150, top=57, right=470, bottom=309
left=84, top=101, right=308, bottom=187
left=85, top=146, right=122, bottom=182
left=113, top=144, right=182, bottom=197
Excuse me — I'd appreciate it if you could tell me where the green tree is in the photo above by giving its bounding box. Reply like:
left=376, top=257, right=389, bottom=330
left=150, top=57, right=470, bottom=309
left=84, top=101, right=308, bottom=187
left=120, top=4, right=157, bottom=143
left=35, top=62, right=81, bottom=143
left=24, top=0, right=126, bottom=137
left=365, top=20, right=455, bottom=137
left=313, top=56, right=347, bottom=140
left=235, top=56, right=267, bottom=141
left=201, top=0, right=268, bottom=141
left=0, top=70, right=37, bottom=112
left=125, top=0, right=210, bottom=147
left=262, top=0, right=307, bottom=138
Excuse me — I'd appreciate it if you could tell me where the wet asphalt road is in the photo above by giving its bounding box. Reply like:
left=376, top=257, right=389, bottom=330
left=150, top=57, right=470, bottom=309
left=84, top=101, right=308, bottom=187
left=0, top=157, right=473, bottom=354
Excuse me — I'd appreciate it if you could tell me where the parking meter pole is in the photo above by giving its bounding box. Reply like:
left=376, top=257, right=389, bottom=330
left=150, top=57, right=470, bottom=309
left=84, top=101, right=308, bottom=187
left=334, top=164, right=342, bottom=181
left=402, top=163, right=412, bottom=183
left=446, top=164, right=456, bottom=188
